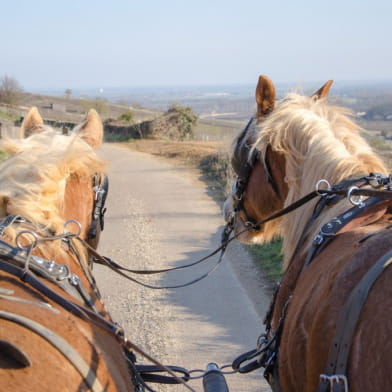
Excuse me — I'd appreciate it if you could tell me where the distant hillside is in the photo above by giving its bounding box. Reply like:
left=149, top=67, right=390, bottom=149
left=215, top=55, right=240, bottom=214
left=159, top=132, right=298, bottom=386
left=2, top=81, right=392, bottom=143
left=0, top=91, right=161, bottom=126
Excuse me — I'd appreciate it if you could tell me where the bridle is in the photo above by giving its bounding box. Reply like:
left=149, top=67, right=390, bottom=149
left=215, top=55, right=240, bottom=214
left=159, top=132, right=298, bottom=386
left=230, top=116, right=281, bottom=230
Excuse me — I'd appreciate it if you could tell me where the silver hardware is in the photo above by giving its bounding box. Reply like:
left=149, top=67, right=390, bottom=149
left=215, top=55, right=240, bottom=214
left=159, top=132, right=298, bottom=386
left=15, top=230, right=38, bottom=252
left=342, top=211, right=354, bottom=220
left=63, top=219, right=82, bottom=237
left=56, top=264, right=72, bottom=281
left=347, top=186, right=364, bottom=207
left=46, top=260, right=55, bottom=272
left=320, top=374, right=348, bottom=391
left=313, top=234, right=324, bottom=245
left=57, top=265, right=65, bottom=274
left=367, top=172, right=386, bottom=188
left=320, top=217, right=342, bottom=236
left=69, top=274, right=80, bottom=286
left=315, top=179, right=331, bottom=196
left=94, top=187, right=105, bottom=201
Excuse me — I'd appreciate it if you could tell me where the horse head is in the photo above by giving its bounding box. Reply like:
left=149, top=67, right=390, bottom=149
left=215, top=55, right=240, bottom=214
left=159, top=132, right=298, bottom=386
left=224, top=76, right=333, bottom=247
left=0, top=107, right=107, bottom=262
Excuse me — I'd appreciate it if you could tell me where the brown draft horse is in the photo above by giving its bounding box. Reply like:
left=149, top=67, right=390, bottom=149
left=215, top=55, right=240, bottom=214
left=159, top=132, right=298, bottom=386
left=224, top=76, right=392, bottom=391
left=0, top=108, right=138, bottom=391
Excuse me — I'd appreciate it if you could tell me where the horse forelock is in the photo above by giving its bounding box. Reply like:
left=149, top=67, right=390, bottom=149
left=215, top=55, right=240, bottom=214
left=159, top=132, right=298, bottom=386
left=251, top=93, right=388, bottom=269
left=0, top=129, right=105, bottom=261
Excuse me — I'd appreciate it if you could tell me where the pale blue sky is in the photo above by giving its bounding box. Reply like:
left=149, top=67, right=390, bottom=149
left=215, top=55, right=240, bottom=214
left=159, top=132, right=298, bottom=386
left=1, top=0, right=392, bottom=90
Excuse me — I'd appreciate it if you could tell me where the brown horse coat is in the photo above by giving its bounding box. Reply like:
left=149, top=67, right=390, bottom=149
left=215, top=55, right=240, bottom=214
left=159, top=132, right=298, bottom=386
left=276, top=212, right=392, bottom=391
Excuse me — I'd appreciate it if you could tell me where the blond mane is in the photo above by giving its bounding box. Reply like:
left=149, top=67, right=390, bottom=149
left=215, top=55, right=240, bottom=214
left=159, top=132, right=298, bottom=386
left=0, top=126, right=105, bottom=261
left=252, top=93, right=388, bottom=269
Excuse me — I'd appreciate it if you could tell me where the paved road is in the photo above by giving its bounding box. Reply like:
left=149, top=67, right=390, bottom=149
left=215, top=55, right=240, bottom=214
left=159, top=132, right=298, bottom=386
left=94, top=143, right=272, bottom=391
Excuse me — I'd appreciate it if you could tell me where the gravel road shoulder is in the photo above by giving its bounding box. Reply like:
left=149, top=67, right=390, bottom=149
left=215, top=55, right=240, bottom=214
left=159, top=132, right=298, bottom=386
left=94, top=143, right=272, bottom=391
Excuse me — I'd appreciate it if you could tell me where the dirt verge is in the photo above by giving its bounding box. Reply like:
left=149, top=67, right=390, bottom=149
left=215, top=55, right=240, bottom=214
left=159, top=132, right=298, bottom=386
left=122, top=139, right=224, bottom=164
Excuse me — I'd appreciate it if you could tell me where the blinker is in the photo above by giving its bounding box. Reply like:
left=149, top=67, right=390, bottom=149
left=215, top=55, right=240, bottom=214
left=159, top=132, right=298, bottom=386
left=88, top=173, right=109, bottom=240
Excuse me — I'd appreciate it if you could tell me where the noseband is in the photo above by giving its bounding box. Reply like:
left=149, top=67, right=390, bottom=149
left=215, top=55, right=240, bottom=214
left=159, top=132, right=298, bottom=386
left=231, top=117, right=281, bottom=228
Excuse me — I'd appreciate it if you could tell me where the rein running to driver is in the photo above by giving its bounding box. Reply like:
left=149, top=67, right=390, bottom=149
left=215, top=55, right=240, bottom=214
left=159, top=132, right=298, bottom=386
left=85, top=172, right=392, bottom=288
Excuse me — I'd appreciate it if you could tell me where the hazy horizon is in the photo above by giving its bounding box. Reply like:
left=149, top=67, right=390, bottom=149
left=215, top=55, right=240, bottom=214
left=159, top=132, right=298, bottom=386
left=31, top=78, right=392, bottom=103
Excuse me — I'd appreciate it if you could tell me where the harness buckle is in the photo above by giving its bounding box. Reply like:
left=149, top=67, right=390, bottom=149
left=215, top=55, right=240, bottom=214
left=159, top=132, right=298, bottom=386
left=319, top=374, right=348, bottom=392
left=366, top=172, right=388, bottom=188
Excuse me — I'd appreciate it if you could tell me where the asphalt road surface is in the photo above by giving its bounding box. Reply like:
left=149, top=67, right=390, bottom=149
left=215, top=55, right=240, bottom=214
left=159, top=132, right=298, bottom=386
left=94, top=143, right=273, bottom=392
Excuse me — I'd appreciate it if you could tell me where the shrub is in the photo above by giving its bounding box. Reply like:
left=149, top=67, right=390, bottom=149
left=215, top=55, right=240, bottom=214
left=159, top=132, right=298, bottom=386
left=80, top=97, right=108, bottom=115
left=166, top=104, right=198, bottom=140
left=118, top=110, right=134, bottom=123
left=199, top=150, right=232, bottom=199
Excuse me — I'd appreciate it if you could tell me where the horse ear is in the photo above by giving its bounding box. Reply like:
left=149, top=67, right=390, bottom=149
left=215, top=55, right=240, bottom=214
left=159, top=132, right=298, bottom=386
left=20, top=107, right=44, bottom=138
left=79, top=109, right=103, bottom=149
left=255, top=75, right=276, bottom=119
left=311, top=80, right=333, bottom=100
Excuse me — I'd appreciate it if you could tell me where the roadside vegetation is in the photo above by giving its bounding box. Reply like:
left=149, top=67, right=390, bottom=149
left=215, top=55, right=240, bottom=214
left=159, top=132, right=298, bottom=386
left=0, top=109, right=20, bottom=123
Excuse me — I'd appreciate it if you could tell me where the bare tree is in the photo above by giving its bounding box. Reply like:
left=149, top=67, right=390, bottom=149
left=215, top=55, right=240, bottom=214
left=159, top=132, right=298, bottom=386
left=64, top=88, right=72, bottom=99
left=0, top=75, right=23, bottom=105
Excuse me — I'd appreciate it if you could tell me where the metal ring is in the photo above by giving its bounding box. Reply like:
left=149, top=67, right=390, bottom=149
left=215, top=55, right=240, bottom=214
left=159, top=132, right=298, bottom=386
left=188, top=369, right=206, bottom=380
left=15, top=230, right=39, bottom=252
left=347, top=186, right=364, bottom=206
left=315, top=179, right=331, bottom=196
left=219, top=364, right=238, bottom=375
left=63, top=219, right=82, bottom=237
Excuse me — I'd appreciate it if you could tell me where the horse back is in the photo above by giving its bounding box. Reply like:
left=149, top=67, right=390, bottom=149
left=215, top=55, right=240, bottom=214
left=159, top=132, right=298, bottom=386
left=0, top=270, right=132, bottom=392
left=279, top=214, right=392, bottom=392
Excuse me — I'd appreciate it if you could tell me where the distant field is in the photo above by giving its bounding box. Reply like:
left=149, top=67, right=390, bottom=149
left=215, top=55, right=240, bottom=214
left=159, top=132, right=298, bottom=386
left=359, top=119, right=392, bottom=135
left=194, top=118, right=245, bottom=143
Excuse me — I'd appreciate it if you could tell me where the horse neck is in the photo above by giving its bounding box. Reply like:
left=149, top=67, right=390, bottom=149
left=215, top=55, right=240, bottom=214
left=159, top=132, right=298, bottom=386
left=279, top=153, right=387, bottom=270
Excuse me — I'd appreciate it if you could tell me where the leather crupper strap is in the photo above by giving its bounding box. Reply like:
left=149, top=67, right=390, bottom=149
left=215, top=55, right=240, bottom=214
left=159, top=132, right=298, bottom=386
left=317, top=249, right=392, bottom=392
